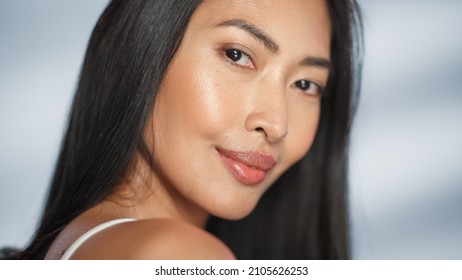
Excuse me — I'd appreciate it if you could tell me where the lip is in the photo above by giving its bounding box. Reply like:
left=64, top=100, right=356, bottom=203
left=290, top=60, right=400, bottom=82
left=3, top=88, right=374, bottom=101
left=217, top=148, right=276, bottom=186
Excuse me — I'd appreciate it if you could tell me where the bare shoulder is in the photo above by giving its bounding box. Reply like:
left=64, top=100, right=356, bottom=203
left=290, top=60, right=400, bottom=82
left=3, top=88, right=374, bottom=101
left=71, top=219, right=236, bottom=260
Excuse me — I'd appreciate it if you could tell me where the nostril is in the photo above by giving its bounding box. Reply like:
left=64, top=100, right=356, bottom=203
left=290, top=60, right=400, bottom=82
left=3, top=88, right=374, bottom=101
left=255, top=127, right=265, bottom=134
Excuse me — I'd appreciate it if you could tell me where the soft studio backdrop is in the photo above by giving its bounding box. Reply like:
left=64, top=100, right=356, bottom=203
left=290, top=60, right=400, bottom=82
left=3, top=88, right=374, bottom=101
left=350, top=0, right=462, bottom=259
left=1, top=0, right=461, bottom=259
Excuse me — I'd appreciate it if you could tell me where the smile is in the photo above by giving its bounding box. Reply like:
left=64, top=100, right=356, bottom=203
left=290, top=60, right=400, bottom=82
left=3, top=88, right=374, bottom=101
left=217, top=148, right=276, bottom=186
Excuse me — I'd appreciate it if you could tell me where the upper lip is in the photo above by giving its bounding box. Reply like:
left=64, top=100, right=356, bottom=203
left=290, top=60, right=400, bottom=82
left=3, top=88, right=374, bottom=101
left=217, top=148, right=276, bottom=171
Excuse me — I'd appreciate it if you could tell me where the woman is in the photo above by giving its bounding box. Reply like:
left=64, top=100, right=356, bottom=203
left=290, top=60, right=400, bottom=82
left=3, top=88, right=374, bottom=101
left=8, top=0, right=362, bottom=259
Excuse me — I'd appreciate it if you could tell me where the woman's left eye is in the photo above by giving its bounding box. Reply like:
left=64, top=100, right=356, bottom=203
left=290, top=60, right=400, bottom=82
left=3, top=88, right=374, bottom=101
left=223, top=49, right=255, bottom=69
left=294, top=80, right=323, bottom=96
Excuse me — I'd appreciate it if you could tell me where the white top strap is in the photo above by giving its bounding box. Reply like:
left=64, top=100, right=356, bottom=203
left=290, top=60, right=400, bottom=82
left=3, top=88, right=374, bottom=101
left=61, top=218, right=136, bottom=260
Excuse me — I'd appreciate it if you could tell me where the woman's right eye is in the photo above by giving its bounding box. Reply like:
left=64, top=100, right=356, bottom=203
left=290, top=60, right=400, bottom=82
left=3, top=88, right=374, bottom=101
left=223, top=49, right=255, bottom=69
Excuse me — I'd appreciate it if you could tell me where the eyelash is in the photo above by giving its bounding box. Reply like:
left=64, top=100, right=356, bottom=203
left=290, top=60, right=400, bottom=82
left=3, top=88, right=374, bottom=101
left=222, top=48, right=256, bottom=70
left=293, top=80, right=324, bottom=97
left=222, top=48, right=324, bottom=97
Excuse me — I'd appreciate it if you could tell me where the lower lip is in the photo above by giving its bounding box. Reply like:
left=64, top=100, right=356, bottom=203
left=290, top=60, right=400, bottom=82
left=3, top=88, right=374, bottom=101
left=218, top=153, right=267, bottom=186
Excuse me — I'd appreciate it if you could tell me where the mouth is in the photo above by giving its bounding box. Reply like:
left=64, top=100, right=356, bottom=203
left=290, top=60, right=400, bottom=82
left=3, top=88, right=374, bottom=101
left=217, top=148, right=276, bottom=186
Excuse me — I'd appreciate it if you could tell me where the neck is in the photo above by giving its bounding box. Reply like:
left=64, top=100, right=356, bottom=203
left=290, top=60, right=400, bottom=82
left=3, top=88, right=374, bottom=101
left=101, top=174, right=209, bottom=228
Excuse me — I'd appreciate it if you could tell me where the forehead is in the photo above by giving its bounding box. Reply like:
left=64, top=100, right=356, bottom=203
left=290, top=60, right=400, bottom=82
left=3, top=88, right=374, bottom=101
left=189, top=0, right=331, bottom=58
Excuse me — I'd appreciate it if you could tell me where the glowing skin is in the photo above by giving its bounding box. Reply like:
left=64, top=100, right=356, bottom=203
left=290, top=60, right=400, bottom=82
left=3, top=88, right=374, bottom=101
left=142, top=0, right=331, bottom=223
left=45, top=0, right=332, bottom=260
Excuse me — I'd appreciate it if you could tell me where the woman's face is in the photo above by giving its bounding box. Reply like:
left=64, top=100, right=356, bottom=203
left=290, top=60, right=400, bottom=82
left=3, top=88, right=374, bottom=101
left=148, top=0, right=331, bottom=220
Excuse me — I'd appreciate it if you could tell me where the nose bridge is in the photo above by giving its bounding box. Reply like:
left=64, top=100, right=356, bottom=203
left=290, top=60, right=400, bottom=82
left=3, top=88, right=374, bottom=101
left=244, top=75, right=288, bottom=142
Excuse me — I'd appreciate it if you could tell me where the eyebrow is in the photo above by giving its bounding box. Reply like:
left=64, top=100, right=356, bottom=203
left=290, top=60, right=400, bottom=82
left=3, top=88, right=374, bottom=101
left=215, top=19, right=279, bottom=53
left=215, top=18, right=331, bottom=71
left=300, top=56, right=331, bottom=70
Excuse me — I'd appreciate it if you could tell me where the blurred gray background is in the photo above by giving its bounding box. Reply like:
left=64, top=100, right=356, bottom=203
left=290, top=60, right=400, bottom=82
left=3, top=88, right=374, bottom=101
left=1, top=1, right=461, bottom=259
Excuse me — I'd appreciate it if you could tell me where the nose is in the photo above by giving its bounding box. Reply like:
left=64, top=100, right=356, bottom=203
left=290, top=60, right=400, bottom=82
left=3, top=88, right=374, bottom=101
left=244, top=83, right=288, bottom=143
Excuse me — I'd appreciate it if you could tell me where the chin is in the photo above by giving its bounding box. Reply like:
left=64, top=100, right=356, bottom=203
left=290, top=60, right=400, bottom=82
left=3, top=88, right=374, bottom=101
left=206, top=197, right=260, bottom=221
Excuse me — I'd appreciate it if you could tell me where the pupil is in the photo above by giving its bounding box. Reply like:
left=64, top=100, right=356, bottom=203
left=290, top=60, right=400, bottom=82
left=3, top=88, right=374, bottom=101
left=297, top=80, right=308, bottom=90
left=226, top=49, right=241, bottom=61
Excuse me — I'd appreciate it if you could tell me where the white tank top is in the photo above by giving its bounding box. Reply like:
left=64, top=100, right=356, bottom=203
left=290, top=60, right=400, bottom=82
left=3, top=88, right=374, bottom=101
left=61, top=218, right=136, bottom=260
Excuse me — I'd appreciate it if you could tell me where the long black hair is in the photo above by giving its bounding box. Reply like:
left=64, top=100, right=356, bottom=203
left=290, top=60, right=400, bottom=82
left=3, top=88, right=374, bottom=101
left=10, top=0, right=362, bottom=260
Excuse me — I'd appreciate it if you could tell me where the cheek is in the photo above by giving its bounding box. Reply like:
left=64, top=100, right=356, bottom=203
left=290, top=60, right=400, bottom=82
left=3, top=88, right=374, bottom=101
left=283, top=100, right=321, bottom=166
left=155, top=63, right=230, bottom=140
